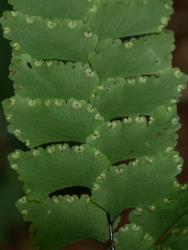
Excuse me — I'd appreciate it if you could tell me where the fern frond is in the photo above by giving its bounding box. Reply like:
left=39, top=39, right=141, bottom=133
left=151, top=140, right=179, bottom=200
left=1, top=11, right=98, bottom=62
left=9, top=144, right=110, bottom=200
left=17, top=195, right=109, bottom=250
left=114, top=224, right=155, bottom=250
left=1, top=0, right=187, bottom=249
left=89, top=32, right=174, bottom=78
left=8, top=0, right=92, bottom=20
left=129, top=187, right=188, bottom=249
left=3, top=96, right=103, bottom=147
left=91, top=69, right=187, bottom=120
left=92, top=152, right=182, bottom=216
left=11, top=55, right=99, bottom=101
left=87, top=106, right=179, bottom=164
left=88, top=0, right=173, bottom=40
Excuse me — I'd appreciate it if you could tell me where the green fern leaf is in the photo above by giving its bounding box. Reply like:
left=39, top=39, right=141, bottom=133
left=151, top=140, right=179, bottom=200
left=10, top=55, right=99, bottom=101
left=1, top=11, right=98, bottom=62
left=1, top=0, right=187, bottom=249
left=9, top=144, right=110, bottom=200
left=3, top=96, right=104, bottom=147
left=89, top=32, right=174, bottom=78
left=114, top=224, right=155, bottom=250
left=8, top=0, right=92, bottom=20
left=91, top=70, right=187, bottom=120
left=164, top=233, right=188, bottom=250
left=88, top=0, right=173, bottom=40
left=17, top=195, right=109, bottom=250
left=87, top=107, right=179, bottom=164
left=129, top=187, right=188, bottom=249
left=92, top=152, right=181, bottom=216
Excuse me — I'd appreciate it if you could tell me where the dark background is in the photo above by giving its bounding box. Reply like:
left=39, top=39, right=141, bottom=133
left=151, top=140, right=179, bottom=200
left=0, top=0, right=188, bottom=249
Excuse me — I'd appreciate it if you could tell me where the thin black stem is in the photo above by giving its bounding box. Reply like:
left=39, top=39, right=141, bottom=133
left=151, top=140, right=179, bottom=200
left=107, top=213, right=115, bottom=250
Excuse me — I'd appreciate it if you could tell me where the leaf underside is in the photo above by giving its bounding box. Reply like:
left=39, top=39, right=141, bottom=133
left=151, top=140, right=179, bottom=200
left=1, top=11, right=98, bottom=62
left=9, top=144, right=110, bottom=201
left=8, top=0, right=93, bottom=20
left=129, top=189, right=188, bottom=250
left=88, top=0, right=173, bottom=40
left=89, top=32, right=174, bottom=79
left=3, top=96, right=104, bottom=146
left=91, top=69, right=187, bottom=120
left=1, top=0, right=188, bottom=249
left=11, top=55, right=99, bottom=101
left=17, top=196, right=109, bottom=250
